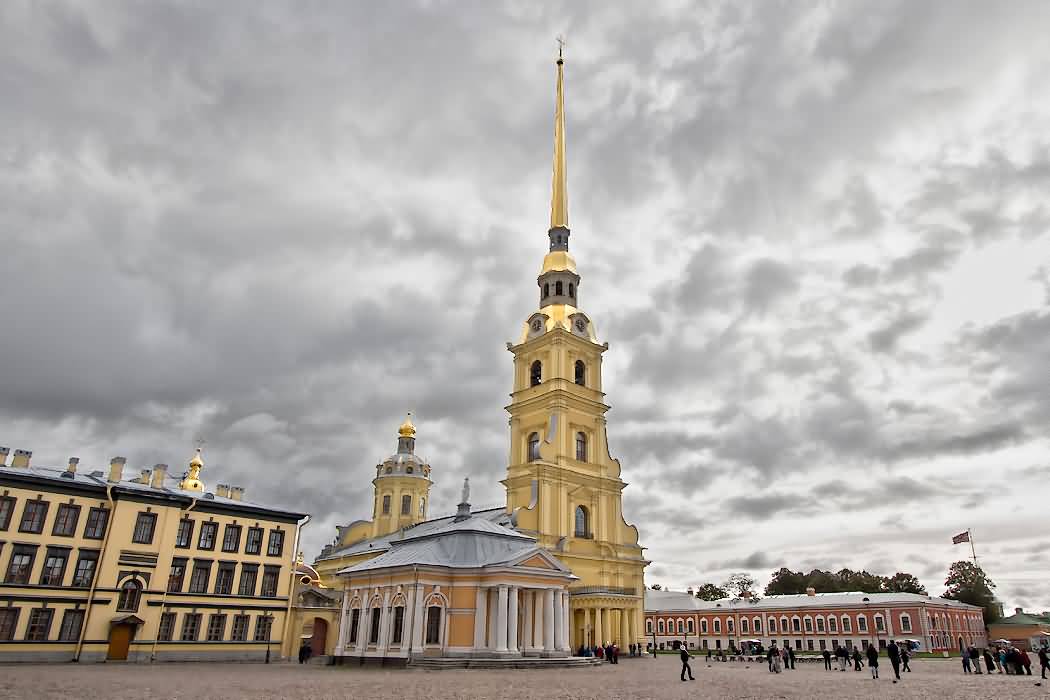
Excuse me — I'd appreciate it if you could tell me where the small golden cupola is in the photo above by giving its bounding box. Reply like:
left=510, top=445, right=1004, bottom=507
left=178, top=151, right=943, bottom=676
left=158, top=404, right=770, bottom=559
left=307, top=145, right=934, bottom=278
left=370, top=413, right=433, bottom=538
left=179, top=447, right=205, bottom=492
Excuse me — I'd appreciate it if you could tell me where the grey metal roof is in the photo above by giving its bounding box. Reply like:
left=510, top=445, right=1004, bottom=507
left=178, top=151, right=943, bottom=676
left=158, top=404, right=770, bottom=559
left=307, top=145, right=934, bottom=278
left=644, top=589, right=983, bottom=612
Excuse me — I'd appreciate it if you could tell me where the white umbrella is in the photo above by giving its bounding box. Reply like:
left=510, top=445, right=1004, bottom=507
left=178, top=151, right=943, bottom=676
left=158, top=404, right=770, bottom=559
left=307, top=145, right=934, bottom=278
left=992, top=638, right=1011, bottom=644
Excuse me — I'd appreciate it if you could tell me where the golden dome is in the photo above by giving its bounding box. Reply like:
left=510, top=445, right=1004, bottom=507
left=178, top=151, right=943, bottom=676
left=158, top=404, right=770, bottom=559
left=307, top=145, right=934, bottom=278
left=188, top=447, right=204, bottom=468
left=180, top=447, right=205, bottom=492
left=398, top=413, right=416, bottom=439
left=540, top=250, right=577, bottom=274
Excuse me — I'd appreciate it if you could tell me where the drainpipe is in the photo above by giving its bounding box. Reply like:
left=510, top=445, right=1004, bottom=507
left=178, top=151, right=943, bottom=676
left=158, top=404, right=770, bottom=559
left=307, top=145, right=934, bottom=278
left=149, top=496, right=201, bottom=662
left=74, top=483, right=116, bottom=662
left=279, top=514, right=310, bottom=661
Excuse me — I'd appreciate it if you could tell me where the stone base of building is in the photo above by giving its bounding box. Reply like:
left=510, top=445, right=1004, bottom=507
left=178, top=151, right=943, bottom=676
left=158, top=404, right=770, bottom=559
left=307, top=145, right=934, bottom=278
left=332, top=654, right=410, bottom=667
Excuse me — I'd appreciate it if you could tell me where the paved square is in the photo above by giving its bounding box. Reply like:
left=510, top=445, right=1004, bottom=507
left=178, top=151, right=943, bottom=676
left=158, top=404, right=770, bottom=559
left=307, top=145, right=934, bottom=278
left=9, top=656, right=1049, bottom=699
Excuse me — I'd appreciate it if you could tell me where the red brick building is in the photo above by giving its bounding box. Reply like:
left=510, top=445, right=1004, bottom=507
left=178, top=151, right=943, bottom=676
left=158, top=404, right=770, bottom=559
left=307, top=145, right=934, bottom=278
left=644, top=588, right=985, bottom=653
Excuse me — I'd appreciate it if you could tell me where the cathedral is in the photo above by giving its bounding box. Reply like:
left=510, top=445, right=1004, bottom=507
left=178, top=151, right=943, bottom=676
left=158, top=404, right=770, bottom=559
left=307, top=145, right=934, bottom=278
left=310, top=50, right=649, bottom=664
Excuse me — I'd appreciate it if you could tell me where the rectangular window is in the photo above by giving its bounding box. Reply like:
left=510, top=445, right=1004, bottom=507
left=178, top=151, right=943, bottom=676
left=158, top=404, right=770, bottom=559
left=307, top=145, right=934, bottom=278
left=382, top=495, right=391, bottom=515
left=175, top=518, right=194, bottom=548
left=51, top=503, right=81, bottom=536
left=829, top=617, right=838, bottom=633
left=0, top=609, right=20, bottom=640
left=18, top=500, right=49, bottom=533
left=875, top=616, right=885, bottom=633
left=83, top=507, right=108, bottom=539
left=238, top=566, right=258, bottom=596
left=206, top=614, right=227, bottom=641
left=425, top=606, right=441, bottom=645
left=39, top=547, right=69, bottom=585
left=260, top=567, right=279, bottom=597
left=400, top=495, right=411, bottom=515
left=180, top=613, right=202, bottom=641
left=221, top=524, right=241, bottom=553
left=755, top=618, right=762, bottom=633
left=0, top=496, right=15, bottom=530
left=842, top=617, right=851, bottom=633
left=901, top=616, right=912, bottom=633
left=245, top=527, right=263, bottom=555
left=24, top=608, right=54, bottom=641
left=792, top=618, right=801, bottom=632
left=266, top=530, right=284, bottom=557
left=391, top=606, right=405, bottom=644
left=369, top=609, right=381, bottom=644
left=348, top=609, right=360, bottom=644
left=188, top=562, right=211, bottom=594
left=71, top=550, right=99, bottom=587
left=167, top=558, right=188, bottom=592
left=857, top=617, right=867, bottom=632
left=795, top=639, right=802, bottom=650
left=816, top=617, right=825, bottom=633
left=132, top=512, right=157, bottom=544
left=198, top=522, right=218, bottom=550
left=231, top=615, right=249, bottom=641
left=214, top=563, right=235, bottom=595
left=58, top=609, right=85, bottom=641
left=254, top=615, right=272, bottom=642
left=808, top=639, right=815, bottom=651
left=768, top=618, right=777, bottom=633
left=5, top=544, right=37, bottom=584
left=158, top=612, right=176, bottom=641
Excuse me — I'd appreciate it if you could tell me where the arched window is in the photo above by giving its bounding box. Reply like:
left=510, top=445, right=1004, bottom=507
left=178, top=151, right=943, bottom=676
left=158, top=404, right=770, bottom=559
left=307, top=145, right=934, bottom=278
left=754, top=617, right=762, bottom=633
left=117, top=580, right=141, bottom=612
left=401, top=494, right=411, bottom=515
left=857, top=615, right=867, bottom=633
left=841, top=615, right=851, bottom=633
left=574, top=360, right=586, bottom=386
left=543, top=283, right=550, bottom=298
left=713, top=619, right=721, bottom=634
left=804, top=617, right=813, bottom=632
left=527, top=433, right=540, bottom=461
left=677, top=620, right=684, bottom=634
left=530, top=360, right=542, bottom=387
left=815, top=616, right=825, bottom=633
left=900, top=614, right=912, bottom=633
left=555, top=281, right=563, bottom=296
left=406, top=465, right=413, bottom=474
left=687, top=619, right=694, bottom=634
left=792, top=617, right=801, bottom=632
left=574, top=505, right=590, bottom=537
left=741, top=617, right=749, bottom=633
left=575, top=432, right=587, bottom=461
left=828, top=616, right=837, bottom=633
left=874, top=615, right=885, bottom=633
left=425, top=606, right=442, bottom=645
left=780, top=616, right=788, bottom=633
left=658, top=619, right=665, bottom=634
left=385, top=466, right=393, bottom=474
left=727, top=618, right=734, bottom=633
left=568, top=282, right=575, bottom=298
left=700, top=618, right=708, bottom=634
left=646, top=619, right=653, bottom=635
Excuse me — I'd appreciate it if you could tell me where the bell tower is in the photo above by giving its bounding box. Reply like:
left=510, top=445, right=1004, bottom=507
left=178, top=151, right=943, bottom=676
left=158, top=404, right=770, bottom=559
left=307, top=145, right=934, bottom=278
left=502, top=46, right=648, bottom=649
left=370, top=414, right=432, bottom=538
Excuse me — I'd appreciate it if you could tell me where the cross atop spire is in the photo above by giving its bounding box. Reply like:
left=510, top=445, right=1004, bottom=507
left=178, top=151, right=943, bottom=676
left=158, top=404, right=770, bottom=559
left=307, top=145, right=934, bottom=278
left=549, top=39, right=569, bottom=233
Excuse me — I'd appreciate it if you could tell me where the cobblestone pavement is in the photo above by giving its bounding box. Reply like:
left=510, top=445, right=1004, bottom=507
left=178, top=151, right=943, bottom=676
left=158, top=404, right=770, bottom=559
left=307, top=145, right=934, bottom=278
left=7, top=656, right=1050, bottom=699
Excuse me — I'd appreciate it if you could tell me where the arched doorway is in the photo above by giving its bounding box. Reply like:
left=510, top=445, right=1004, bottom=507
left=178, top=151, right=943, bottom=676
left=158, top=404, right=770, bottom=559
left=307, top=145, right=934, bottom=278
left=310, top=617, right=328, bottom=657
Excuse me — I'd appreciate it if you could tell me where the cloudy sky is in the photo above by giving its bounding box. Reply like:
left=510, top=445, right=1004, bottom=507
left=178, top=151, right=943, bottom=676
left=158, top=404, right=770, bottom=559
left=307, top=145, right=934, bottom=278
left=2, top=2, right=1048, bottom=612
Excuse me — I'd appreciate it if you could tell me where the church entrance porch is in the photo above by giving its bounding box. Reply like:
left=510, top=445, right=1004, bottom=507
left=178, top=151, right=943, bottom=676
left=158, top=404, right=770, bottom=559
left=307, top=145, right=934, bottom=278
left=570, top=592, right=642, bottom=652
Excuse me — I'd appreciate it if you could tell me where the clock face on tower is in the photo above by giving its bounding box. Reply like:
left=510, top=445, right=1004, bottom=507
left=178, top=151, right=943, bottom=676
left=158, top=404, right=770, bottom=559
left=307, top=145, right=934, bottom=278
left=532, top=319, right=543, bottom=333
left=574, top=318, right=586, bottom=333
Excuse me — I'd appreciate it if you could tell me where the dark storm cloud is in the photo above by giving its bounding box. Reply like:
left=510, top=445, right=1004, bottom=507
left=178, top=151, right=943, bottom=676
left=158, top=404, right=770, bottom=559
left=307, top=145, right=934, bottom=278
left=2, top=2, right=1049, bottom=612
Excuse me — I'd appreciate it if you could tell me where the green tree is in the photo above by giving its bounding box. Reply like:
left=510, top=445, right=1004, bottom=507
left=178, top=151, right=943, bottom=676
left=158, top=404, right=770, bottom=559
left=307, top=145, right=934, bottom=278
left=724, top=572, right=757, bottom=597
left=650, top=584, right=662, bottom=590
left=942, top=561, right=997, bottom=624
left=885, top=572, right=927, bottom=595
left=694, top=583, right=729, bottom=601
left=764, top=567, right=806, bottom=595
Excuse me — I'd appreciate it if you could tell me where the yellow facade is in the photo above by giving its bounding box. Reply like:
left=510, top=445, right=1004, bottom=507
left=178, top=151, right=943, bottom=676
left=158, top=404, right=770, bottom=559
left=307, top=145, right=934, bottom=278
left=0, top=447, right=305, bottom=663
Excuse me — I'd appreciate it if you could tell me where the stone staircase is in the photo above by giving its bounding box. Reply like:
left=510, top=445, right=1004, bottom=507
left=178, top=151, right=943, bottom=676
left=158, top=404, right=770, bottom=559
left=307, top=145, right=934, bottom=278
left=410, top=656, right=603, bottom=670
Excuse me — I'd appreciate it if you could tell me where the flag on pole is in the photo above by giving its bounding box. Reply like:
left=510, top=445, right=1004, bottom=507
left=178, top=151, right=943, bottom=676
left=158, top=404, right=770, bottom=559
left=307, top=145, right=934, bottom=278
left=952, top=531, right=970, bottom=545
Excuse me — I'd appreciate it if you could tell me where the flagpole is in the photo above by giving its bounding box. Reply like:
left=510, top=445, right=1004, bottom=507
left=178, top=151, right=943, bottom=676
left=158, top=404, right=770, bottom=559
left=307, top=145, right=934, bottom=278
left=968, top=528, right=978, bottom=568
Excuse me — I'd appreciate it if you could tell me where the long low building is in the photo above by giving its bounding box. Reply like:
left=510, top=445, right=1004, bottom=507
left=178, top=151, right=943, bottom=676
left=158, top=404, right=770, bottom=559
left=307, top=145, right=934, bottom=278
left=644, top=588, right=986, bottom=653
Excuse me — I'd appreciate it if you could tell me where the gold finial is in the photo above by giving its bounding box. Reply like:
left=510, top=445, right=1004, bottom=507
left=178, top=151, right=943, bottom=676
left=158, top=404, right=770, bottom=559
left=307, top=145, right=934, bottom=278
left=180, top=445, right=205, bottom=492
left=398, top=412, right=416, bottom=438
left=296, top=551, right=304, bottom=567
left=550, top=37, right=568, bottom=230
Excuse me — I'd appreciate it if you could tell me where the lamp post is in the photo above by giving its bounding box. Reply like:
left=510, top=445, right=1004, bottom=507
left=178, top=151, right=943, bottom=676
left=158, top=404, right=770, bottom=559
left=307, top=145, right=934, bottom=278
left=263, top=612, right=275, bottom=664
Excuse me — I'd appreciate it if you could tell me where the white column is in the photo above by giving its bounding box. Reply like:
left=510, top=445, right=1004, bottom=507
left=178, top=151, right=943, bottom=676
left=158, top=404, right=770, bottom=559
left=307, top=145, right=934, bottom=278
left=410, top=585, right=425, bottom=653
left=553, top=591, right=564, bottom=650
left=594, top=607, right=603, bottom=646
left=628, top=605, right=636, bottom=646
left=495, top=585, right=509, bottom=652
left=620, top=607, right=630, bottom=648
left=507, top=587, right=519, bottom=653
left=488, top=589, right=498, bottom=648
left=584, top=607, right=591, bottom=647
left=550, top=591, right=558, bottom=650
left=473, top=586, right=488, bottom=651
left=562, top=593, right=571, bottom=651
left=533, top=591, right=544, bottom=651
left=377, top=589, right=392, bottom=651
left=334, top=584, right=351, bottom=655
left=523, top=590, right=534, bottom=651
left=356, top=606, right=368, bottom=653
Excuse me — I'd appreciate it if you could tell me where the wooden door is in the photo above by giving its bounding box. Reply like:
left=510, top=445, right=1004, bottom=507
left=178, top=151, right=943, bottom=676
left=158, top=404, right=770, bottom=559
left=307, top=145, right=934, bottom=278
left=310, top=618, right=328, bottom=656
left=107, top=624, right=132, bottom=660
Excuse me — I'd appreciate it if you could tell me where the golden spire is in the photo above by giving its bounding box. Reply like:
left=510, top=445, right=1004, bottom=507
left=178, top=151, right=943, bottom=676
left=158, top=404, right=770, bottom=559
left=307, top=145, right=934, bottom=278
left=180, top=446, right=205, bottom=492
left=550, top=37, right=568, bottom=230
left=398, top=412, right=416, bottom=439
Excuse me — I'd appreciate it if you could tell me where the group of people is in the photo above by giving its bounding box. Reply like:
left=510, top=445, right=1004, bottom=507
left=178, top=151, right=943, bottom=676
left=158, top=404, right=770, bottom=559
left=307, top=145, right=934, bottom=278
left=963, top=644, right=1046, bottom=677
left=577, top=641, right=637, bottom=662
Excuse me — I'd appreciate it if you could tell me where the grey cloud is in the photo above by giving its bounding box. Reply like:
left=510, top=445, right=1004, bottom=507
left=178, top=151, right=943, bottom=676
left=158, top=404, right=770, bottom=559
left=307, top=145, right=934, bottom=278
left=744, top=259, right=798, bottom=311
left=868, top=312, right=928, bottom=352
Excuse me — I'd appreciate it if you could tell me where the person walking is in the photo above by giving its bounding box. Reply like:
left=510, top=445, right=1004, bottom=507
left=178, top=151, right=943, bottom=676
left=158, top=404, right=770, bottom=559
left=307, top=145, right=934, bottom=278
left=866, top=644, right=880, bottom=679
left=822, top=647, right=832, bottom=670
left=680, top=643, right=695, bottom=682
left=1019, top=648, right=1032, bottom=675
left=788, top=646, right=796, bottom=670
left=969, top=645, right=982, bottom=674
left=1038, top=646, right=1049, bottom=679
left=766, top=645, right=775, bottom=672
left=836, top=645, right=848, bottom=671
left=962, top=648, right=972, bottom=673
left=852, top=647, right=863, bottom=671
left=298, top=639, right=311, bottom=664
left=887, top=640, right=901, bottom=681
left=900, top=644, right=911, bottom=672
left=996, top=647, right=1006, bottom=673
left=771, top=644, right=782, bottom=673
left=983, top=648, right=996, bottom=674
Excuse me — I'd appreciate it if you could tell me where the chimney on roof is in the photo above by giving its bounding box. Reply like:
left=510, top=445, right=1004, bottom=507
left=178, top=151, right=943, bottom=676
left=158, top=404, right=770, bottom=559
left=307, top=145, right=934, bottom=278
left=229, top=486, right=244, bottom=501
left=108, top=457, right=126, bottom=483
left=150, top=464, right=167, bottom=489
left=806, top=587, right=816, bottom=596
left=66, top=457, right=79, bottom=475
left=0, top=446, right=9, bottom=466
left=215, top=484, right=230, bottom=498
left=742, top=590, right=752, bottom=599
left=136, top=469, right=151, bottom=484
left=687, top=587, right=694, bottom=595
left=11, top=449, right=32, bottom=469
